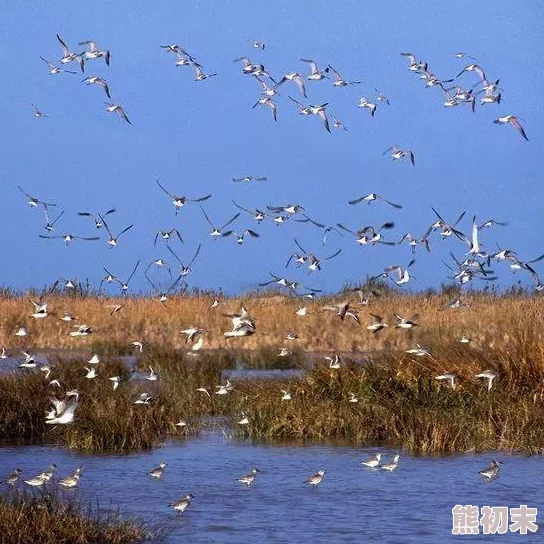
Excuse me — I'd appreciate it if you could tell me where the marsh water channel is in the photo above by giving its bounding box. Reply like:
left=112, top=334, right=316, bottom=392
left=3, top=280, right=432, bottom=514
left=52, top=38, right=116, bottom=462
left=1, top=431, right=542, bottom=543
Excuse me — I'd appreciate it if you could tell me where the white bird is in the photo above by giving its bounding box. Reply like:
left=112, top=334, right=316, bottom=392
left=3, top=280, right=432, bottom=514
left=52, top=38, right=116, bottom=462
left=326, top=352, right=341, bottom=369
left=24, top=464, right=57, bottom=486
left=238, top=413, right=249, bottom=425
left=19, top=352, right=37, bottom=368
left=475, top=370, right=498, bottom=391
left=84, top=366, right=97, bottom=379
left=479, top=460, right=501, bottom=480
left=358, top=97, right=377, bottom=116
left=277, top=72, right=307, bottom=97
left=304, top=470, right=325, bottom=487
left=215, top=380, right=234, bottom=395
left=58, top=466, right=83, bottom=488
left=146, top=366, right=158, bottom=381
left=380, top=455, right=400, bottom=471
left=46, top=392, right=80, bottom=424
left=405, top=344, right=432, bottom=357
left=383, top=146, right=415, bottom=167
left=367, top=314, right=388, bottom=333
left=326, top=64, right=361, bottom=87
left=87, top=354, right=100, bottom=365
left=100, top=214, right=133, bottom=249
left=190, top=337, right=204, bottom=353
left=81, top=76, right=111, bottom=98
left=170, top=494, right=194, bottom=514
left=56, top=34, right=85, bottom=72
left=134, top=392, right=153, bottom=405
left=148, top=462, right=166, bottom=479
left=348, top=193, right=402, bottom=209
left=395, top=314, right=419, bottom=329
left=193, top=64, right=217, bottom=81
left=30, top=300, right=48, bottom=318
left=281, top=390, right=292, bottom=401
left=493, top=115, right=528, bottom=141
left=70, top=324, right=93, bottom=337
left=435, top=373, right=457, bottom=390
left=300, top=59, right=327, bottom=81
left=237, top=468, right=260, bottom=486
left=104, top=102, right=131, bottom=125
left=361, top=453, right=381, bottom=468
left=253, top=96, right=278, bottom=121
left=79, top=40, right=110, bottom=65
left=109, top=376, right=120, bottom=390
left=40, top=56, right=76, bottom=75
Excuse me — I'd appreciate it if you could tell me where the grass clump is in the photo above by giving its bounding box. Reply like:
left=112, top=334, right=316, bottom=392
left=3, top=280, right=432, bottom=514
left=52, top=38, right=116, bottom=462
left=0, top=491, right=156, bottom=543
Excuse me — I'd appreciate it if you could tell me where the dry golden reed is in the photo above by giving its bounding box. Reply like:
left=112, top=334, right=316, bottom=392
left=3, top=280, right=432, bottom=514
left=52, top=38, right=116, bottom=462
left=0, top=291, right=541, bottom=353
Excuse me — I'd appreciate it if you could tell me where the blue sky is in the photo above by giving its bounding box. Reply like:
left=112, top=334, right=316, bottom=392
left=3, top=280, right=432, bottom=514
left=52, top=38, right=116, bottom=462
left=1, top=0, right=542, bottom=295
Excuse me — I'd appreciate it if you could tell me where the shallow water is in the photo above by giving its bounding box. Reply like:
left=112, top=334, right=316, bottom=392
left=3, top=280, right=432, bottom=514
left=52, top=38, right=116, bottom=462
left=1, top=431, right=542, bottom=543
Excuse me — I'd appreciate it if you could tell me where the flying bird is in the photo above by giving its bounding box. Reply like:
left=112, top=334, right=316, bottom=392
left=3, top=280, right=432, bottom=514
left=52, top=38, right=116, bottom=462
left=157, top=180, right=211, bottom=213
left=493, top=115, right=528, bottom=141
left=104, top=102, right=131, bottom=124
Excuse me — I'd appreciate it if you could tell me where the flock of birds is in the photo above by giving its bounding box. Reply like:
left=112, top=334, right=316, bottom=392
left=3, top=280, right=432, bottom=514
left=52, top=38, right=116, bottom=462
left=24, top=35, right=540, bottom=299
left=33, top=35, right=529, bottom=136
left=1, top=453, right=502, bottom=518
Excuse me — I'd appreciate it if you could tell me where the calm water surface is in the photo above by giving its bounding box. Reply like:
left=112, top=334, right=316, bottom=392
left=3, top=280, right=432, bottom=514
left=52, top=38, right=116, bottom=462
left=1, top=431, right=542, bottom=543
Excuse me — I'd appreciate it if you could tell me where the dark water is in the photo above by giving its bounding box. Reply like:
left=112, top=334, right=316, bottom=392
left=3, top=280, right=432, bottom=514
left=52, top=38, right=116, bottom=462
left=0, top=354, right=138, bottom=373
left=1, top=431, right=542, bottom=543
left=222, top=368, right=305, bottom=381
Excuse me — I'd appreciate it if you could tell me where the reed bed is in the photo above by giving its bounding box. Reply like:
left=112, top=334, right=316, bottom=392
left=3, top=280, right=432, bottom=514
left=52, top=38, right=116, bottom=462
left=0, top=290, right=541, bottom=354
left=228, top=328, right=544, bottom=453
left=0, top=491, right=155, bottom=543
left=0, top=290, right=543, bottom=453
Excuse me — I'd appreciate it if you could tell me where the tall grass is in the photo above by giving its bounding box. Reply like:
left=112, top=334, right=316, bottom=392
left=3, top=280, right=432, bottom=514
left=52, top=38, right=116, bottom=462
left=0, top=355, right=200, bottom=452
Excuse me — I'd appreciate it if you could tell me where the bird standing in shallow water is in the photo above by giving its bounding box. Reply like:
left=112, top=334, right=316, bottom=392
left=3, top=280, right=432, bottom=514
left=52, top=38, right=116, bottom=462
left=479, top=460, right=501, bottom=480
left=170, top=494, right=194, bottom=514
left=148, top=462, right=166, bottom=479
left=4, top=469, right=22, bottom=486
left=237, top=468, right=260, bottom=487
left=361, top=453, right=381, bottom=468
left=380, top=455, right=400, bottom=471
left=304, top=470, right=325, bottom=487
left=58, top=466, right=82, bottom=488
